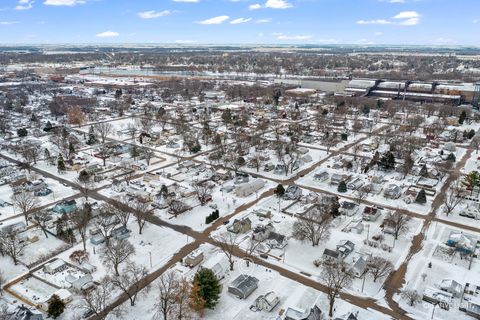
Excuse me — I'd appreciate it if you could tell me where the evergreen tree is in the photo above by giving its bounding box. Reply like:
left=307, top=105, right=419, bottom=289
left=362, top=105, right=370, bottom=115
left=274, top=184, right=285, bottom=198
left=459, top=110, right=467, bottom=125
left=193, top=268, right=221, bottom=309
left=337, top=181, right=347, bottom=193
left=57, top=155, right=66, bottom=172
left=47, top=294, right=65, bottom=319
left=447, top=153, right=456, bottom=162
left=416, top=189, right=427, bottom=204
left=17, top=128, right=28, bottom=137
left=44, top=121, right=53, bottom=132
left=419, top=164, right=428, bottom=177
left=468, top=129, right=476, bottom=139
left=86, top=125, right=97, bottom=145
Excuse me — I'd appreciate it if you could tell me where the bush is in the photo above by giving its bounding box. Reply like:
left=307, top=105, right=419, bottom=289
left=337, top=181, right=347, bottom=193
left=205, top=210, right=220, bottom=224
left=17, top=128, right=28, bottom=137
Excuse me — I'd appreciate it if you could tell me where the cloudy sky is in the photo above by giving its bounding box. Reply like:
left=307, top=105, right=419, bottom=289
left=0, top=0, right=479, bottom=45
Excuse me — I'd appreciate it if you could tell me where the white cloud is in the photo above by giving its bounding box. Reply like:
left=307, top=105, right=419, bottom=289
left=473, top=19, right=479, bottom=24
left=96, top=31, right=119, bottom=37
left=0, top=21, right=18, bottom=25
left=197, top=15, right=229, bottom=25
left=44, top=0, right=85, bottom=6
left=275, top=33, right=312, bottom=40
left=230, top=17, right=252, bottom=24
left=250, top=0, right=292, bottom=10
left=15, top=0, right=33, bottom=10
left=357, top=19, right=391, bottom=25
left=357, top=11, right=421, bottom=27
left=389, top=0, right=405, bottom=3
left=393, top=11, right=420, bottom=19
left=374, top=31, right=384, bottom=36
left=255, top=18, right=272, bottom=23
left=172, top=0, right=198, bottom=2
left=138, top=10, right=171, bottom=19
left=265, top=0, right=292, bottom=9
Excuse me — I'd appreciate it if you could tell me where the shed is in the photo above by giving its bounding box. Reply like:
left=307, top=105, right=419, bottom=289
left=228, top=274, right=259, bottom=299
left=184, top=249, right=204, bottom=268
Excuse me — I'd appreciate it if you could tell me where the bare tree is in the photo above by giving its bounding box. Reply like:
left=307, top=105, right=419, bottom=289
left=168, top=199, right=189, bottom=217
left=129, top=200, right=152, bottom=235
left=367, top=256, right=394, bottom=283
left=77, top=170, right=94, bottom=201
left=443, top=182, right=466, bottom=216
left=80, top=277, right=114, bottom=318
left=320, top=260, right=353, bottom=317
left=154, top=272, right=179, bottom=320
left=71, top=203, right=92, bottom=251
left=173, top=277, right=193, bottom=320
left=101, top=238, right=135, bottom=276
left=106, top=200, right=131, bottom=229
left=11, top=190, right=40, bottom=225
left=94, top=122, right=113, bottom=145
left=193, top=182, right=211, bottom=206
left=216, top=232, right=240, bottom=271
left=31, top=210, right=51, bottom=238
left=110, top=262, right=148, bottom=306
left=401, top=289, right=421, bottom=306
left=291, top=206, right=333, bottom=246
left=386, top=211, right=411, bottom=240
left=0, top=230, right=27, bottom=265
left=93, top=209, right=119, bottom=246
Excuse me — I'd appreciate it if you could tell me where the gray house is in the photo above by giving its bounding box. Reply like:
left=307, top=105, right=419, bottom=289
left=14, top=306, right=43, bottom=320
left=228, top=275, right=259, bottom=299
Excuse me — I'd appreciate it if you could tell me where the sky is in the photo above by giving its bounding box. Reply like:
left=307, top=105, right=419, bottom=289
left=0, top=0, right=479, bottom=45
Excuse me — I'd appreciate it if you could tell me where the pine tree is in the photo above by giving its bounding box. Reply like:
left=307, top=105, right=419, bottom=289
left=459, top=110, right=467, bottom=125
left=274, top=184, right=285, bottom=198
left=86, top=125, right=97, bottom=145
left=47, top=294, right=65, bottom=319
left=447, top=153, right=456, bottom=162
left=337, top=181, right=347, bottom=193
left=416, top=189, right=427, bottom=204
left=57, top=155, right=66, bottom=172
left=193, top=268, right=221, bottom=309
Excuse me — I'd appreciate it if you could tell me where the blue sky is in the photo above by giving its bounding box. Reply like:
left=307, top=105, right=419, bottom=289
left=0, top=0, right=479, bottom=45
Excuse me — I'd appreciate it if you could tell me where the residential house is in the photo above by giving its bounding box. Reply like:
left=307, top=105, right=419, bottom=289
left=363, top=206, right=381, bottom=222
left=336, top=240, right=355, bottom=259
left=253, top=223, right=275, bottom=241
left=313, top=171, right=330, bottom=182
left=384, top=184, right=402, bottom=199
left=52, top=200, right=77, bottom=214
left=234, top=179, right=266, bottom=197
left=250, top=291, right=280, bottom=312
left=284, top=305, right=322, bottom=320
left=201, top=254, right=228, bottom=280
left=13, top=306, right=43, bottom=320
left=228, top=274, right=259, bottom=299
left=185, top=249, right=204, bottom=268
left=330, top=173, right=346, bottom=185
left=267, top=232, right=288, bottom=249
left=422, top=287, right=452, bottom=310
left=340, top=201, right=359, bottom=217
left=284, top=185, right=303, bottom=200
left=347, top=177, right=364, bottom=190
left=228, top=218, right=252, bottom=234
left=447, top=232, right=477, bottom=255
left=440, top=279, right=463, bottom=298
left=43, top=259, right=68, bottom=274
left=351, top=255, right=369, bottom=278
left=322, top=249, right=341, bottom=263
left=110, top=226, right=132, bottom=240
